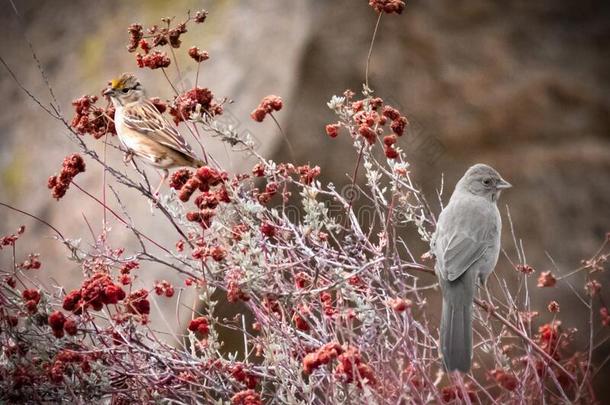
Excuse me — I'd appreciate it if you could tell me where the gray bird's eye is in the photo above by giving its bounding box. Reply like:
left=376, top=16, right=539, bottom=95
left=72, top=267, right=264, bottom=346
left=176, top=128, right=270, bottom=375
left=483, top=178, right=492, bottom=186
left=121, top=88, right=129, bottom=93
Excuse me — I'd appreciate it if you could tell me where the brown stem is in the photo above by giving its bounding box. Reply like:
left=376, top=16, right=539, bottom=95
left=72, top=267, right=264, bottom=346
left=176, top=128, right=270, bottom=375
left=474, top=297, right=576, bottom=382
left=0, top=202, right=65, bottom=240
left=343, top=143, right=365, bottom=228
left=102, top=133, right=109, bottom=237
left=269, top=112, right=295, bottom=162
left=365, top=13, right=383, bottom=90
left=71, top=182, right=171, bottom=255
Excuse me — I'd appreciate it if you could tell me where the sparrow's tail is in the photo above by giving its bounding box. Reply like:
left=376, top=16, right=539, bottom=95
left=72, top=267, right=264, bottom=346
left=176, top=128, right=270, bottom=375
left=440, top=274, right=475, bottom=372
left=191, top=157, right=206, bottom=168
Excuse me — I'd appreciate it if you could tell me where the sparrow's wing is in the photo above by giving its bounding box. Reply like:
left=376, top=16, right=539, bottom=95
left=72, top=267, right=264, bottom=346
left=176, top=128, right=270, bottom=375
left=122, top=100, right=197, bottom=159
left=433, top=199, right=492, bottom=281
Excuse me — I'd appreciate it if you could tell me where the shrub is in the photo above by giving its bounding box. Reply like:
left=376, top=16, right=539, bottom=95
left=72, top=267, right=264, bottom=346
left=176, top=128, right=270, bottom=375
left=0, top=2, right=608, bottom=403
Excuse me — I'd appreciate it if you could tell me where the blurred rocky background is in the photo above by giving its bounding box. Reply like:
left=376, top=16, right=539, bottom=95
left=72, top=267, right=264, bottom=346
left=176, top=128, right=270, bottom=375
left=1, top=0, right=609, bottom=397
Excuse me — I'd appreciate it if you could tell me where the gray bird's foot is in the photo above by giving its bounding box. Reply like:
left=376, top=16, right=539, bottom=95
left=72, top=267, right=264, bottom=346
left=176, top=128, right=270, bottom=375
left=480, top=300, right=496, bottom=315
left=483, top=285, right=496, bottom=315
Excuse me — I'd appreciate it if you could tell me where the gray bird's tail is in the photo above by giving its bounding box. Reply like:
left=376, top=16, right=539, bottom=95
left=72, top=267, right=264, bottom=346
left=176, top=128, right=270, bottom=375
left=440, top=276, right=475, bottom=372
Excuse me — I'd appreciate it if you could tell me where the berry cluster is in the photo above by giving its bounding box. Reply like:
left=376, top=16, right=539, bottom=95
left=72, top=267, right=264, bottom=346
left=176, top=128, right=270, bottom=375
left=250, top=95, right=283, bottom=122
left=516, top=264, right=535, bottom=275
left=70, top=95, right=116, bottom=139
left=47, top=154, right=86, bottom=200
left=118, top=260, right=139, bottom=286
left=127, top=11, right=208, bottom=70
left=369, top=0, right=406, bottom=14
left=153, top=280, right=175, bottom=297
left=536, top=321, right=566, bottom=360
left=21, top=289, right=40, bottom=314
left=0, top=225, right=25, bottom=250
left=18, top=253, right=41, bottom=270
left=171, top=166, right=227, bottom=199
left=230, top=363, right=258, bottom=389
left=388, top=297, right=412, bottom=312
left=440, top=385, right=477, bottom=403
left=188, top=316, right=210, bottom=337
left=62, top=272, right=126, bottom=314
left=48, top=350, right=92, bottom=384
left=302, top=342, right=343, bottom=374
left=334, top=346, right=376, bottom=387
left=188, top=46, right=209, bottom=63
left=600, top=307, right=610, bottom=326
left=537, top=271, right=557, bottom=287
left=226, top=269, right=250, bottom=303
left=302, top=343, right=375, bottom=387
left=490, top=369, right=519, bottom=391
left=259, top=222, right=275, bottom=238
left=170, top=166, right=230, bottom=230
left=125, top=289, right=151, bottom=318
left=136, top=51, right=171, bottom=69
left=47, top=311, right=78, bottom=338
left=231, top=389, right=262, bottom=405
left=169, top=87, right=224, bottom=124
left=292, top=304, right=311, bottom=331
left=326, top=91, right=409, bottom=160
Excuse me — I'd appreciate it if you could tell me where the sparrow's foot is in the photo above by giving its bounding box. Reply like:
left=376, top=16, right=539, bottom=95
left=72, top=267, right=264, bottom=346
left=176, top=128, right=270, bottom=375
left=151, top=169, right=169, bottom=200
left=123, top=151, right=134, bottom=164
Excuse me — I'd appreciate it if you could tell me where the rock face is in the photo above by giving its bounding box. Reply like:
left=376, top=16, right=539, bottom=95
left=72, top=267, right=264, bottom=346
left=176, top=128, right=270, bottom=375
left=1, top=0, right=609, bottom=394
left=287, top=0, right=610, bottom=263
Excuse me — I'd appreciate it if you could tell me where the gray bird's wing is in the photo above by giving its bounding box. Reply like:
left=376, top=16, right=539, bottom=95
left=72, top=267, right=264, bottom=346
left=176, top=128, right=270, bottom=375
left=432, top=198, right=493, bottom=281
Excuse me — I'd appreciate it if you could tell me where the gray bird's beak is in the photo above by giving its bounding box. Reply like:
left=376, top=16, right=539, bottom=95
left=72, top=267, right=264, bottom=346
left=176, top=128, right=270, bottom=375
left=496, top=178, right=512, bottom=189
left=102, top=88, right=114, bottom=96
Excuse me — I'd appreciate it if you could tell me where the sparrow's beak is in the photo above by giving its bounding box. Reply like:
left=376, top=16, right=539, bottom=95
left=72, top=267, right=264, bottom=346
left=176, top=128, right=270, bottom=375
left=102, top=88, right=114, bottom=96
left=496, top=178, right=512, bottom=189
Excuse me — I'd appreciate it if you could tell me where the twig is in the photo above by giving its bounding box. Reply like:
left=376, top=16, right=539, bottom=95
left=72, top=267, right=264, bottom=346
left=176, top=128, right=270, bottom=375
left=365, top=13, right=383, bottom=90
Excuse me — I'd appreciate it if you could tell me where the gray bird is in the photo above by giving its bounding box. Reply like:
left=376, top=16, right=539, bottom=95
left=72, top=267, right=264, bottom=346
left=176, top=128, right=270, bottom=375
left=430, top=164, right=511, bottom=372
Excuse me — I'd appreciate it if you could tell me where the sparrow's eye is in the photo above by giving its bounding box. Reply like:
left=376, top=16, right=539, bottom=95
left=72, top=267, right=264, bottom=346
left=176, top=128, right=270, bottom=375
left=121, top=88, right=129, bottom=93
left=483, top=178, right=492, bottom=186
